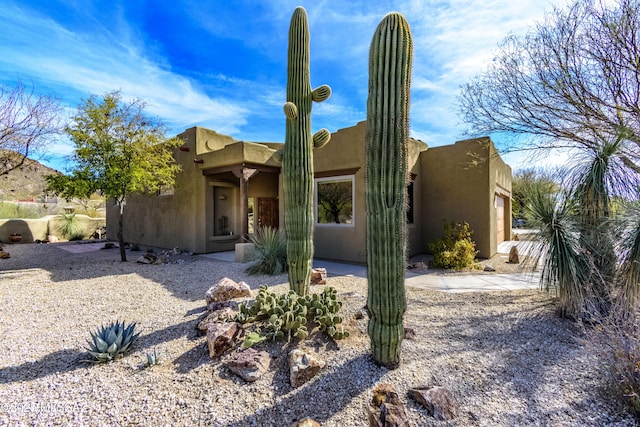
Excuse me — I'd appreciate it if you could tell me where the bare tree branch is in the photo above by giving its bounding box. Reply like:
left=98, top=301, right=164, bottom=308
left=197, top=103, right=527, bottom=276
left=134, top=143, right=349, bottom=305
left=459, top=0, right=640, bottom=172
left=0, top=80, right=65, bottom=175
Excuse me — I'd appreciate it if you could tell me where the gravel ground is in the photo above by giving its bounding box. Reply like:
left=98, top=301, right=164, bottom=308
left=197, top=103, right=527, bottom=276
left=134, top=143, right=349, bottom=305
left=0, top=242, right=636, bottom=426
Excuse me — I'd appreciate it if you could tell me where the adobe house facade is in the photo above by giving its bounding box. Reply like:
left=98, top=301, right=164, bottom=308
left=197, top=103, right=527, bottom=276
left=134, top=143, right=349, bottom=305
left=107, top=121, right=511, bottom=262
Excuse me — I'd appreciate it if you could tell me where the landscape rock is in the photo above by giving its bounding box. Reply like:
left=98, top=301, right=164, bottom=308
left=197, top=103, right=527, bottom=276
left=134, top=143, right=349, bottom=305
left=367, top=383, right=409, bottom=427
left=403, top=324, right=416, bottom=340
left=206, top=299, right=244, bottom=313
left=288, top=348, right=326, bottom=387
left=310, top=268, right=327, bottom=285
left=508, top=246, right=520, bottom=264
left=137, top=252, right=162, bottom=265
left=408, top=386, right=458, bottom=421
left=47, top=235, right=59, bottom=243
left=205, top=277, right=252, bottom=304
left=407, top=261, right=428, bottom=271
left=0, top=251, right=9, bottom=259
left=483, top=264, right=496, bottom=272
left=296, top=418, right=321, bottom=427
left=206, top=322, right=243, bottom=358
left=225, top=348, right=271, bottom=382
left=197, top=307, right=236, bottom=332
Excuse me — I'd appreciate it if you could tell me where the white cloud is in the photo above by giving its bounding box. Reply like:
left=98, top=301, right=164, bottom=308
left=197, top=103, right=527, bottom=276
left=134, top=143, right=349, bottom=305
left=0, top=3, right=250, bottom=138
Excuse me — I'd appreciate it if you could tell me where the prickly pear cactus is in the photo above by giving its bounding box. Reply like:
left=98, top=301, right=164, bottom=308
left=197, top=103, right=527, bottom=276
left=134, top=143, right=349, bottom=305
left=365, top=12, right=413, bottom=369
left=282, top=6, right=332, bottom=296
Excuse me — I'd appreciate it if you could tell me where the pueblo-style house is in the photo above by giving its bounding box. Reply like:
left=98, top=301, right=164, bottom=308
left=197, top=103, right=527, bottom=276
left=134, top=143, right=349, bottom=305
left=106, top=121, right=512, bottom=263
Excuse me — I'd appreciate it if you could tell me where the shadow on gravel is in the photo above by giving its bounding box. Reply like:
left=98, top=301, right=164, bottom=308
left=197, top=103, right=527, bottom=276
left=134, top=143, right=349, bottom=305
left=1, top=243, right=288, bottom=303
left=217, top=353, right=385, bottom=427
left=403, top=291, right=629, bottom=424
left=0, top=349, right=87, bottom=385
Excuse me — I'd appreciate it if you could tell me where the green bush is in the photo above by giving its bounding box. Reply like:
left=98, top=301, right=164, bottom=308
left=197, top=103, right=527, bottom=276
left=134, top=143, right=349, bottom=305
left=54, top=212, right=85, bottom=240
left=428, top=221, right=478, bottom=269
left=246, top=226, right=287, bottom=275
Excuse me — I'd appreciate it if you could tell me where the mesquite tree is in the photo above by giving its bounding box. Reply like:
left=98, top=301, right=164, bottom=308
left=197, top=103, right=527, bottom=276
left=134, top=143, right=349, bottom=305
left=46, top=91, right=182, bottom=262
left=365, top=12, right=413, bottom=369
left=281, top=6, right=332, bottom=296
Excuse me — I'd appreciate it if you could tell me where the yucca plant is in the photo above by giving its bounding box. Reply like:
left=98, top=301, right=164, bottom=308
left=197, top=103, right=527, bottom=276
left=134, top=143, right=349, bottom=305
left=55, top=212, right=85, bottom=240
left=527, top=186, right=602, bottom=319
left=85, top=320, right=140, bottom=363
left=616, top=202, right=640, bottom=317
left=246, top=226, right=287, bottom=276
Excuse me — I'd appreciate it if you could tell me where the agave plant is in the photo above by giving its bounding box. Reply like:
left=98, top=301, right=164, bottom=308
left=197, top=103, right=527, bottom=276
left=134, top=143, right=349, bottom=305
left=85, top=320, right=140, bottom=363
left=144, top=348, right=160, bottom=368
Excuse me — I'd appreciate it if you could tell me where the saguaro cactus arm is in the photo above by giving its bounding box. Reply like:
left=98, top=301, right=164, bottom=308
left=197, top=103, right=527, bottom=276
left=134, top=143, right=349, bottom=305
left=282, top=6, right=332, bottom=296
left=365, top=12, right=413, bottom=369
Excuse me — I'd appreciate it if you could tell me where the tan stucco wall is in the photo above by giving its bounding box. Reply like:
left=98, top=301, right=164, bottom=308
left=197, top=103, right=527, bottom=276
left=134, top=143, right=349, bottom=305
left=312, top=121, right=427, bottom=263
left=107, top=127, right=211, bottom=253
left=1, top=215, right=105, bottom=242
left=104, top=123, right=509, bottom=262
left=106, top=128, right=283, bottom=254
left=419, top=137, right=511, bottom=258
left=312, top=122, right=366, bottom=263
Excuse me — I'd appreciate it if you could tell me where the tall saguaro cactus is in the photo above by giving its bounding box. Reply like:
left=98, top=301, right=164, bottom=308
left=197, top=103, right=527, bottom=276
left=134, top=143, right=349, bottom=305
left=282, top=6, right=332, bottom=296
left=365, top=12, right=413, bottom=368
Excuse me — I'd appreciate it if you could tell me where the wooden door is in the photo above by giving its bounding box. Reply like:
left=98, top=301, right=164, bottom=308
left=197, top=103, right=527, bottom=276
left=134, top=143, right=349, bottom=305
left=496, top=195, right=505, bottom=243
left=258, top=198, right=279, bottom=229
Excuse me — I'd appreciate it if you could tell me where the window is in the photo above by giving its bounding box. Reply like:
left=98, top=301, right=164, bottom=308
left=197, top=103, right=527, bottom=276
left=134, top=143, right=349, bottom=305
left=315, top=175, right=354, bottom=226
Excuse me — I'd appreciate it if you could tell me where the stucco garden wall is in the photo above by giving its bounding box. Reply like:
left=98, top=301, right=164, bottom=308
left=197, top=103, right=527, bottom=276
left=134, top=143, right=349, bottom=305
left=0, top=215, right=105, bottom=243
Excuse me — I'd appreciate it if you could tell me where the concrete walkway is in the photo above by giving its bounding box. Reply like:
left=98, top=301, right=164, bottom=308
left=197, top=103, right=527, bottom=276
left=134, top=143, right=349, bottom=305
left=202, top=248, right=541, bottom=294
left=54, top=240, right=542, bottom=293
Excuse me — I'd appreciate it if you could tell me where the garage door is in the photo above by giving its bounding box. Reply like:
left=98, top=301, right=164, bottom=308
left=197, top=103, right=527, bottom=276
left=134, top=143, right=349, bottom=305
left=496, top=195, right=505, bottom=243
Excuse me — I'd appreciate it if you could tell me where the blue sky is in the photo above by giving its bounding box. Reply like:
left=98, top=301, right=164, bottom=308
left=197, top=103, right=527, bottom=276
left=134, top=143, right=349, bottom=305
left=1, top=0, right=571, bottom=172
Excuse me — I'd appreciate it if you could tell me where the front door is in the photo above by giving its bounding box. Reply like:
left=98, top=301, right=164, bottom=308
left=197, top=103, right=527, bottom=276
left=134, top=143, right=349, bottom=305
left=257, top=198, right=279, bottom=229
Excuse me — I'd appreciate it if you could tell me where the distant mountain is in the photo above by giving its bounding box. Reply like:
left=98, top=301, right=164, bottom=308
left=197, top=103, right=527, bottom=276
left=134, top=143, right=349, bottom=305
left=0, top=150, right=61, bottom=202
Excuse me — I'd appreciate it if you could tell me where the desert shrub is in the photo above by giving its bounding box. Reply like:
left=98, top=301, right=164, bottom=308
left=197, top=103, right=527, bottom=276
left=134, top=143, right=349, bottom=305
left=0, top=202, right=47, bottom=219
left=588, top=299, right=640, bottom=416
left=246, top=226, right=287, bottom=275
left=428, top=221, right=478, bottom=269
left=54, top=212, right=85, bottom=240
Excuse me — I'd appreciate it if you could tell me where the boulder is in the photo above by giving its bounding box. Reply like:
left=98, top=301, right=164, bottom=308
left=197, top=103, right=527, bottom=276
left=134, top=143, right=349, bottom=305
left=483, top=264, right=496, bottom=272
left=296, top=418, right=321, bottom=427
left=205, top=277, right=252, bottom=304
left=137, top=253, right=162, bottom=264
left=197, top=307, right=236, bottom=332
left=310, top=268, right=327, bottom=285
left=207, top=300, right=243, bottom=313
left=407, top=261, right=428, bottom=271
left=368, top=383, right=409, bottom=427
left=408, top=386, right=458, bottom=421
left=225, top=348, right=271, bottom=382
left=403, top=324, right=416, bottom=340
left=288, top=348, right=326, bottom=387
left=508, top=246, right=520, bottom=264
left=206, top=322, right=243, bottom=358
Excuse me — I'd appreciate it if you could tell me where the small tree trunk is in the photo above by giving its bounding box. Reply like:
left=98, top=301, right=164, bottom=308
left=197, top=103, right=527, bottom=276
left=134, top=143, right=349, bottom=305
left=118, top=202, right=127, bottom=262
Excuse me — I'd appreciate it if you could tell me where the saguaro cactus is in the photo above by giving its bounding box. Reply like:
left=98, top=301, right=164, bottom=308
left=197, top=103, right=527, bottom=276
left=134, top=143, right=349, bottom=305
left=365, top=12, right=413, bottom=369
left=282, top=7, right=332, bottom=296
